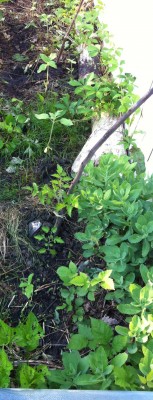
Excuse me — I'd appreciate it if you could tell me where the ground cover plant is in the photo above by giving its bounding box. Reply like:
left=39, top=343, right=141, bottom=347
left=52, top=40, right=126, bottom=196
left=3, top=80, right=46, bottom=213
left=0, top=0, right=153, bottom=391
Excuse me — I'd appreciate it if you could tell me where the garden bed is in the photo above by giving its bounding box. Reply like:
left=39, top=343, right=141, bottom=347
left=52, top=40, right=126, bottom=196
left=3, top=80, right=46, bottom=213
left=0, top=0, right=153, bottom=392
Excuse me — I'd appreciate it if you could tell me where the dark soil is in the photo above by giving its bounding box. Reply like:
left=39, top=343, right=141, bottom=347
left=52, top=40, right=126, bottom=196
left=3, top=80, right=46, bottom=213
left=0, top=0, right=78, bottom=99
left=0, top=0, right=123, bottom=370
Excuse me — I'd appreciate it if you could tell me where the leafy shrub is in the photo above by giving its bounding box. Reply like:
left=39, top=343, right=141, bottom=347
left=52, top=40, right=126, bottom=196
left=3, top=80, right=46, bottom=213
left=75, top=154, right=153, bottom=293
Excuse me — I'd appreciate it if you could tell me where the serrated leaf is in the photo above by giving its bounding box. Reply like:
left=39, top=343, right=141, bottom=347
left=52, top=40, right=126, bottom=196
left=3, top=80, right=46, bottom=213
left=112, top=335, right=127, bottom=354
left=68, top=334, right=88, bottom=350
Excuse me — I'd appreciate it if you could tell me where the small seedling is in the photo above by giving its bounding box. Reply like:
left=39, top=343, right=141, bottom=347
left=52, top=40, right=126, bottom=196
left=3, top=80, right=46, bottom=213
left=19, top=273, right=34, bottom=300
left=37, top=53, right=57, bottom=91
left=35, top=225, right=64, bottom=256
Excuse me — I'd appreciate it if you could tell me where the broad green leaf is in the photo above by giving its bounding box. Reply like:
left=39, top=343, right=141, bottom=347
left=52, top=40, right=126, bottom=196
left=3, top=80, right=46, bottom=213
left=111, top=352, right=128, bottom=367
left=60, top=118, right=73, bottom=126
left=90, top=318, right=113, bottom=347
left=140, top=285, right=153, bottom=306
left=48, top=60, right=57, bottom=69
left=35, top=113, right=49, bottom=120
left=37, top=64, right=47, bottom=73
left=68, top=334, right=88, bottom=350
left=69, top=79, right=82, bottom=87
left=106, top=234, right=121, bottom=245
left=14, top=312, right=43, bottom=351
left=101, top=278, right=114, bottom=290
left=115, top=326, right=129, bottom=336
left=0, top=320, right=14, bottom=346
left=142, top=239, right=150, bottom=257
left=89, top=347, right=108, bottom=373
left=69, top=261, right=78, bottom=274
left=129, top=315, right=141, bottom=335
left=112, top=335, right=128, bottom=354
left=42, top=226, right=50, bottom=233
left=74, top=374, right=101, bottom=386
left=40, top=53, right=56, bottom=63
left=129, top=283, right=141, bottom=302
left=140, top=264, right=149, bottom=284
left=19, top=364, right=48, bottom=388
left=114, top=365, right=137, bottom=389
left=0, top=349, right=13, bottom=388
left=70, top=272, right=89, bottom=287
left=139, top=346, right=153, bottom=375
left=118, top=303, right=141, bottom=315
left=62, top=351, right=80, bottom=374
left=128, top=234, right=143, bottom=243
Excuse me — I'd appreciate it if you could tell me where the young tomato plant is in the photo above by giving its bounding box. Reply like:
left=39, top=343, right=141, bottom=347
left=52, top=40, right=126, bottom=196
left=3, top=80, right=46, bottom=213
left=26, top=164, right=79, bottom=217
left=34, top=225, right=64, bottom=256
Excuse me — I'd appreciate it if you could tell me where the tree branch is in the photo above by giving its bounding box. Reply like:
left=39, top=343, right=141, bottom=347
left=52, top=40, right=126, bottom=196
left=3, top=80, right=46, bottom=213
left=68, top=87, right=153, bottom=194
left=55, top=87, right=153, bottom=232
left=57, top=0, right=85, bottom=64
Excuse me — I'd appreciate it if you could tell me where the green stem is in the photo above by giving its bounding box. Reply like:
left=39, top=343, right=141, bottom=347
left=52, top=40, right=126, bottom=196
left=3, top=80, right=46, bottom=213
left=46, top=119, right=55, bottom=150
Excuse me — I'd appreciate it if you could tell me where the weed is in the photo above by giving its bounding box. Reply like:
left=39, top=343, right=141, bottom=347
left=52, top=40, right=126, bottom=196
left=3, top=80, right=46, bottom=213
left=19, top=273, right=34, bottom=300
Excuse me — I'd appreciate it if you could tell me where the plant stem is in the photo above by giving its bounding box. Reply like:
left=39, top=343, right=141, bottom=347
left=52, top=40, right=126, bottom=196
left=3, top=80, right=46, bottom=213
left=46, top=119, right=55, bottom=150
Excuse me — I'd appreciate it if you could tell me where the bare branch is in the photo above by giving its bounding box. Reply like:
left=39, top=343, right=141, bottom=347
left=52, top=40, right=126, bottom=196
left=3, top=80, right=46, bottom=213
left=55, top=87, right=153, bottom=233
left=57, top=0, right=85, bottom=64
left=68, top=87, right=153, bottom=194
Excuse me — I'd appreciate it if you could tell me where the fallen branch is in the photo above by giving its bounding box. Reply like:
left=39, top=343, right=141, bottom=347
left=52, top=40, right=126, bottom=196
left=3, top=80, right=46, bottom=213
left=57, top=0, right=85, bottom=64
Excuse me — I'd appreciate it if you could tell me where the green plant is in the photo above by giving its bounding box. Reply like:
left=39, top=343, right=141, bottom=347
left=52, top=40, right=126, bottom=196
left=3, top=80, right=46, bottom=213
left=0, top=349, right=13, bottom=388
left=47, top=317, right=153, bottom=390
left=37, top=53, right=57, bottom=91
left=19, top=273, right=34, bottom=299
left=39, top=13, right=53, bottom=37
left=57, top=261, right=114, bottom=322
left=26, top=163, right=78, bottom=217
left=34, top=225, right=64, bottom=256
left=69, top=72, right=138, bottom=119
left=75, top=153, right=153, bottom=265
left=0, top=312, right=44, bottom=352
left=35, top=110, right=73, bottom=153
left=12, top=53, right=29, bottom=62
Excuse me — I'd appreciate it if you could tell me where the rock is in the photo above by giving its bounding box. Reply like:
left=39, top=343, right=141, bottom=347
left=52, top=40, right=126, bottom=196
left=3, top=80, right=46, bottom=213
left=28, top=220, right=42, bottom=237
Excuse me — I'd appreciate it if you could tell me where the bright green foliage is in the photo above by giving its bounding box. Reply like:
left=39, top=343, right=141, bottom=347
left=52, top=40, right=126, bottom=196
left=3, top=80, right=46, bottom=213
left=0, top=320, right=14, bottom=346
left=138, top=346, right=153, bottom=388
left=14, top=312, right=44, bottom=351
left=19, top=273, right=34, bottom=299
left=35, top=226, right=64, bottom=256
left=1, top=0, right=153, bottom=391
left=37, top=53, right=57, bottom=91
left=0, top=349, right=13, bottom=388
left=27, top=164, right=78, bottom=217
left=57, top=261, right=114, bottom=321
left=75, top=154, right=153, bottom=279
left=17, top=364, right=49, bottom=388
